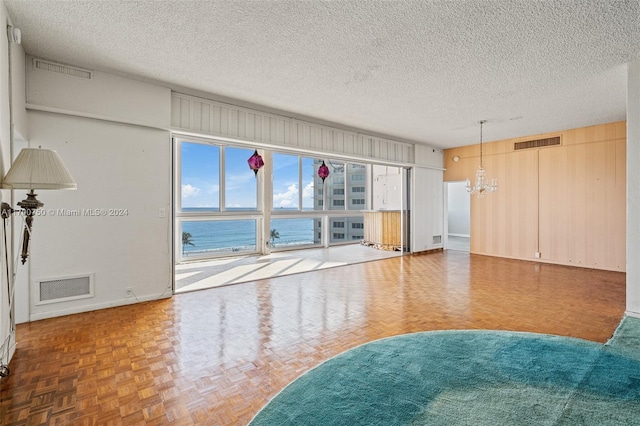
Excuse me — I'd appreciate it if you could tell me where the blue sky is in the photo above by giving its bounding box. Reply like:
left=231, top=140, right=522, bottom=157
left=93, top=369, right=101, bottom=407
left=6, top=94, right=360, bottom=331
left=180, top=142, right=315, bottom=209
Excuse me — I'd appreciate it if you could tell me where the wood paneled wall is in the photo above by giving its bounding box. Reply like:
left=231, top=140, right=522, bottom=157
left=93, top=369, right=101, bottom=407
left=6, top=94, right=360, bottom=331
left=171, top=92, right=415, bottom=164
left=444, top=121, right=626, bottom=272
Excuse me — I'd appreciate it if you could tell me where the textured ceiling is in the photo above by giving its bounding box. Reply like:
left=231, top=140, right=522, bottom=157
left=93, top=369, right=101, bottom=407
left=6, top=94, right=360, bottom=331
left=4, top=0, right=640, bottom=148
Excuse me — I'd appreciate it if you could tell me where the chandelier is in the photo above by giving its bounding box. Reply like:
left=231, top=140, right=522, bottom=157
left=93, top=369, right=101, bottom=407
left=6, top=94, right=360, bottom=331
left=466, top=120, right=498, bottom=196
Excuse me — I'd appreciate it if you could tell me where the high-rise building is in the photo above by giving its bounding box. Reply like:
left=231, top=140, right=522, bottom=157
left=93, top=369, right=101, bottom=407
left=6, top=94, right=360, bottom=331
left=313, top=160, right=366, bottom=244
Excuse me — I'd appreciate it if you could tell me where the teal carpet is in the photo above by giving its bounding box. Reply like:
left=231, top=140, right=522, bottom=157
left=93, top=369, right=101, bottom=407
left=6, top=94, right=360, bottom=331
left=250, top=317, right=640, bottom=425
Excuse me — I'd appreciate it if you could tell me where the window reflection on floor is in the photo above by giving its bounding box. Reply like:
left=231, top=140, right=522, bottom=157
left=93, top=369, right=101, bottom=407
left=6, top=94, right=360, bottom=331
left=175, top=244, right=401, bottom=293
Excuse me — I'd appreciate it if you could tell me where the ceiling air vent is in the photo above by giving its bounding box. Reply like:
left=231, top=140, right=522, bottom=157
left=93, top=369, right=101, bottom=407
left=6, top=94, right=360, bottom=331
left=514, top=136, right=561, bottom=151
left=33, top=58, right=93, bottom=79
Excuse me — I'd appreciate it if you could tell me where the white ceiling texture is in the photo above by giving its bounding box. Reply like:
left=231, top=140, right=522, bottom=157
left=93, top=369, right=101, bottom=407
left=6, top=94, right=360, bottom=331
left=4, top=0, right=640, bottom=149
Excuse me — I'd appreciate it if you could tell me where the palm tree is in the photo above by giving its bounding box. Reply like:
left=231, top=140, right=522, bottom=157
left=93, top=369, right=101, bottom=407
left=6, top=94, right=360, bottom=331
left=182, top=232, right=195, bottom=255
left=270, top=229, right=280, bottom=247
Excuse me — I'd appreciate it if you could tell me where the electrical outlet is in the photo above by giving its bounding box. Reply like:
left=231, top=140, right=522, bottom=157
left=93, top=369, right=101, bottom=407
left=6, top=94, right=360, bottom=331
left=534, top=252, right=541, bottom=259
left=125, top=288, right=133, bottom=298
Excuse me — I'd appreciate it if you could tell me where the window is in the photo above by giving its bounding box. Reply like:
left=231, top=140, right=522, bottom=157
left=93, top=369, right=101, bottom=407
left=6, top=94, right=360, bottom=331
left=271, top=154, right=324, bottom=212
left=179, top=141, right=258, bottom=212
left=325, top=160, right=346, bottom=211
left=347, top=162, right=367, bottom=211
left=330, top=216, right=364, bottom=243
left=178, top=140, right=373, bottom=259
left=302, top=157, right=316, bottom=210
left=270, top=218, right=320, bottom=247
left=180, top=142, right=220, bottom=211
left=272, top=153, right=300, bottom=210
left=178, top=140, right=262, bottom=262
left=225, top=147, right=257, bottom=210
left=181, top=219, right=257, bottom=257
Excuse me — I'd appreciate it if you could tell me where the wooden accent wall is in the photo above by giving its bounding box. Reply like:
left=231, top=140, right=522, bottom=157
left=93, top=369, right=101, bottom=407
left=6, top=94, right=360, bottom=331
left=444, top=121, right=626, bottom=272
left=363, top=211, right=407, bottom=250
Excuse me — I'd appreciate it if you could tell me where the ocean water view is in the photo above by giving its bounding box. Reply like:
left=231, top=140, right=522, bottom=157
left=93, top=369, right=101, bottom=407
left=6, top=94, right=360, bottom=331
left=180, top=215, right=318, bottom=256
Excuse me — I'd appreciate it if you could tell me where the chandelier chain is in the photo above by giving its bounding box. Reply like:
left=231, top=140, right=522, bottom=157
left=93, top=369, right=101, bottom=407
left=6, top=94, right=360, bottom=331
left=479, top=120, right=484, bottom=168
left=466, top=119, right=497, bottom=197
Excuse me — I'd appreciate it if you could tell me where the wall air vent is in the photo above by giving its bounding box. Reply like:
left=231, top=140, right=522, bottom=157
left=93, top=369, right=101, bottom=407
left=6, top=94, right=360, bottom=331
left=36, top=274, right=94, bottom=305
left=33, top=58, right=93, bottom=79
left=433, top=235, right=442, bottom=244
left=514, top=136, right=561, bottom=151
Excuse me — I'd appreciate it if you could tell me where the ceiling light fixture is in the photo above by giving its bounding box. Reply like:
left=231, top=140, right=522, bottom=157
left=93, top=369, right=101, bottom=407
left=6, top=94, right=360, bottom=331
left=466, top=120, right=498, bottom=197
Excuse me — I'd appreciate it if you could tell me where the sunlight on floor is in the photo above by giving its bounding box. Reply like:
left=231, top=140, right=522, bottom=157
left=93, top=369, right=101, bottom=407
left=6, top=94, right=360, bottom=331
left=175, top=244, right=401, bottom=293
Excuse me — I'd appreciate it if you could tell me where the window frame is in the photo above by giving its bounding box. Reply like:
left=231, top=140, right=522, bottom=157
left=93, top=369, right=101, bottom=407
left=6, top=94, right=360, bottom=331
left=177, top=139, right=260, bottom=214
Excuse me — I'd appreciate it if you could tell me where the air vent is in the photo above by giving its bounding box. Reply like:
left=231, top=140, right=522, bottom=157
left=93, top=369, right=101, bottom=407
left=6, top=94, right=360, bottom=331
left=514, top=136, right=561, bottom=150
left=36, top=274, right=94, bottom=305
left=433, top=235, right=442, bottom=244
left=33, top=58, right=93, bottom=79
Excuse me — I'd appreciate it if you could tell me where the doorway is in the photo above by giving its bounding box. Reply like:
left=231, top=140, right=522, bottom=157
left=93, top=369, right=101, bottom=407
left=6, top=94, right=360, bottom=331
left=445, top=181, right=470, bottom=251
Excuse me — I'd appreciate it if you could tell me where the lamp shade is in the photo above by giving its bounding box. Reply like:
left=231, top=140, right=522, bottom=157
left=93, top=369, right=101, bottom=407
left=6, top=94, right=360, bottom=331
left=2, top=148, right=77, bottom=190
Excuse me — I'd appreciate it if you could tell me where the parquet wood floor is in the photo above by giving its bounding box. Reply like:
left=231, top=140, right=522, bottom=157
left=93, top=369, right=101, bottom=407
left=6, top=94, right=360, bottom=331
left=0, top=251, right=626, bottom=425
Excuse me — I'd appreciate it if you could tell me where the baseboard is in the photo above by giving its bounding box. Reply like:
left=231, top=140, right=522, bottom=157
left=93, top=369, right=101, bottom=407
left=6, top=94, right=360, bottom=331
left=469, top=251, right=625, bottom=273
left=448, top=233, right=470, bottom=238
left=625, top=310, right=640, bottom=320
left=29, top=292, right=172, bottom=322
left=411, top=248, right=444, bottom=255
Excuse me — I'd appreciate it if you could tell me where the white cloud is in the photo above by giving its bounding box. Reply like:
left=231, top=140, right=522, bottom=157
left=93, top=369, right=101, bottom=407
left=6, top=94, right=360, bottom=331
left=302, top=181, right=314, bottom=198
left=274, top=184, right=298, bottom=208
left=182, top=184, right=200, bottom=198
left=205, top=184, right=220, bottom=195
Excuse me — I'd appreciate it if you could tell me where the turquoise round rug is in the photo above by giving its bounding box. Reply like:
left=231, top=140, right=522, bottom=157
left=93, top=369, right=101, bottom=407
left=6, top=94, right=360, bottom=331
left=250, top=326, right=640, bottom=425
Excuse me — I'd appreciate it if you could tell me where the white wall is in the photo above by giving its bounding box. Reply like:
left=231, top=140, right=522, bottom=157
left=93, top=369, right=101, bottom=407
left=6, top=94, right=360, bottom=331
left=447, top=181, right=470, bottom=236
left=0, top=3, right=30, bottom=366
left=27, top=55, right=169, bottom=128
left=414, top=144, right=444, bottom=169
left=26, top=112, right=172, bottom=320
left=627, top=61, right=640, bottom=318
left=0, top=2, right=13, bottom=366
left=20, top=60, right=172, bottom=321
left=411, top=167, right=444, bottom=253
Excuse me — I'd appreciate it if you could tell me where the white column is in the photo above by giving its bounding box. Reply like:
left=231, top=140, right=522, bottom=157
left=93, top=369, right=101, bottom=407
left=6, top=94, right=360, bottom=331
left=627, top=60, right=640, bottom=318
